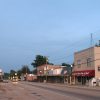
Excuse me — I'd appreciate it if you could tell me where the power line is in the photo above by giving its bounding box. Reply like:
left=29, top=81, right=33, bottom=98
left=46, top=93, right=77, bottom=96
left=50, top=41, right=90, bottom=63
left=47, top=30, right=100, bottom=64
left=50, top=53, right=73, bottom=62
left=49, top=36, right=89, bottom=61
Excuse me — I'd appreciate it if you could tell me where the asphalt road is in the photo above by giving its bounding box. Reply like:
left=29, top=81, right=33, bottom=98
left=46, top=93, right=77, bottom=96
left=0, top=81, right=100, bottom=100
left=21, top=82, right=100, bottom=100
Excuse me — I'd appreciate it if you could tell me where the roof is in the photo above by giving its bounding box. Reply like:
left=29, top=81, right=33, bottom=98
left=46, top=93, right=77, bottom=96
left=75, top=46, right=94, bottom=54
left=39, top=64, right=66, bottom=67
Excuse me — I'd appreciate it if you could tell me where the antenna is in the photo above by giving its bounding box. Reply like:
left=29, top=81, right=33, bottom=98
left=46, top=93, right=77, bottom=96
left=90, top=33, right=93, bottom=47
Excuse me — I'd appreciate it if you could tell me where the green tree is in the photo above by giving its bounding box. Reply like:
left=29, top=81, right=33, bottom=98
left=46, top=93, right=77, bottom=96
left=31, top=55, right=49, bottom=68
left=10, top=70, right=16, bottom=77
left=21, top=65, right=30, bottom=74
left=62, top=63, right=71, bottom=67
left=32, top=69, right=37, bottom=75
left=4, top=73, right=10, bottom=79
left=61, top=63, right=71, bottom=74
left=17, top=69, right=22, bottom=79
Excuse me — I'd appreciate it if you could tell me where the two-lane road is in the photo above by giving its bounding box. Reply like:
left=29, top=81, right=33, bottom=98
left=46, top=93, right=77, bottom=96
left=0, top=81, right=100, bottom=100
left=21, top=82, right=100, bottom=100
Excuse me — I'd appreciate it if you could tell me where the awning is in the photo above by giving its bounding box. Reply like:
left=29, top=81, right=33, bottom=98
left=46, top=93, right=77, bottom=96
left=72, top=70, right=95, bottom=77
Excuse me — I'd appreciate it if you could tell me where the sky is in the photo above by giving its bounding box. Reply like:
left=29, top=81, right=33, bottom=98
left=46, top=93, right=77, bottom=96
left=0, top=0, right=100, bottom=72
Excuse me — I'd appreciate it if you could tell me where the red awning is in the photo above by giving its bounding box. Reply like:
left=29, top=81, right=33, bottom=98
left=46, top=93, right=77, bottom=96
left=72, top=70, right=95, bottom=77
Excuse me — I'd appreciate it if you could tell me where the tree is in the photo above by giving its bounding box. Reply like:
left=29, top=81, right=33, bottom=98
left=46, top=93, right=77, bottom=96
left=21, top=65, right=30, bottom=74
left=10, top=70, right=16, bottom=77
left=61, top=63, right=71, bottom=74
left=31, top=55, right=49, bottom=68
left=32, top=69, right=37, bottom=75
left=17, top=69, right=22, bottom=79
left=62, top=63, right=71, bottom=67
left=4, top=73, right=10, bottom=79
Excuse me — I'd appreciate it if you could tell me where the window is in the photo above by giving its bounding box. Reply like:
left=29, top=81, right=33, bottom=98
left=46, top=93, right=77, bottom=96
left=87, top=58, right=92, bottom=67
left=98, top=66, right=100, bottom=71
left=77, top=60, right=81, bottom=68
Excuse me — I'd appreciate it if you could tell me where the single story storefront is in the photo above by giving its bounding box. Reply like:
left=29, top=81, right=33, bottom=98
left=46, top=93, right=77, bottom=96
left=37, top=75, right=70, bottom=83
left=72, top=70, right=95, bottom=85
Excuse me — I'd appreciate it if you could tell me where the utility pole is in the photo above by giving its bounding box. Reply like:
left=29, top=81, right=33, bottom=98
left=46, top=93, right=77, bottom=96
left=46, top=57, right=48, bottom=83
left=26, top=67, right=28, bottom=81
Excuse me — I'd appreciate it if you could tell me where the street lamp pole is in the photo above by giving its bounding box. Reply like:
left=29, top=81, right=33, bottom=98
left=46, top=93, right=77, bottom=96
left=70, top=64, right=73, bottom=85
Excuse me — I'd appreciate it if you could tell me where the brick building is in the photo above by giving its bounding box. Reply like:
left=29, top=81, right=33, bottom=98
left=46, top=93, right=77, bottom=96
left=37, top=64, right=69, bottom=83
left=72, top=46, right=100, bottom=85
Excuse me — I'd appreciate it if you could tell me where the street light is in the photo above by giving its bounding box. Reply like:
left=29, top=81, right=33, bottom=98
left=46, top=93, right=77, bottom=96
left=15, top=73, right=17, bottom=76
left=70, top=64, right=73, bottom=85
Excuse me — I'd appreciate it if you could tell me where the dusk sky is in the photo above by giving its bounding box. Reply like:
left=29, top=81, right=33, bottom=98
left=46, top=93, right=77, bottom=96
left=0, top=0, right=100, bottom=72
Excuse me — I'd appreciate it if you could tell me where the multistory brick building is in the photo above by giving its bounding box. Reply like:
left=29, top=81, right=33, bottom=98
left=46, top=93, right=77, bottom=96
left=72, top=46, right=100, bottom=85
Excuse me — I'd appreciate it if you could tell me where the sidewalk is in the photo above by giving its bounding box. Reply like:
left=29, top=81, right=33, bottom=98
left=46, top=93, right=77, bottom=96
left=44, top=82, right=100, bottom=91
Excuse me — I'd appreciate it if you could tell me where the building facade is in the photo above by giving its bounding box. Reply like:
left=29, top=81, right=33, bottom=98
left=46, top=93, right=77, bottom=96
left=37, top=64, right=69, bottom=83
left=26, top=74, right=37, bottom=82
left=0, top=69, right=3, bottom=81
left=72, top=46, right=100, bottom=85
